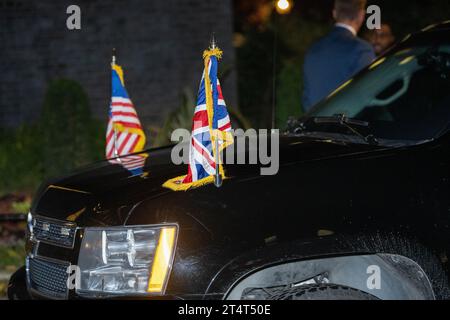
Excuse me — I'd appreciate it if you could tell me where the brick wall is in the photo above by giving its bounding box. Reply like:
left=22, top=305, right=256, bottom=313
left=0, top=0, right=237, bottom=128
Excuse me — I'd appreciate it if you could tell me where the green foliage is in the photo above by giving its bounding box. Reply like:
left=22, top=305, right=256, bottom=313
left=0, top=282, right=7, bottom=298
left=11, top=200, right=31, bottom=214
left=0, top=241, right=25, bottom=272
left=0, top=125, right=44, bottom=193
left=275, top=18, right=329, bottom=129
left=0, top=79, right=105, bottom=194
left=276, top=62, right=302, bottom=128
left=0, top=241, right=25, bottom=297
left=39, top=79, right=104, bottom=178
left=154, top=88, right=196, bottom=147
left=237, top=28, right=276, bottom=128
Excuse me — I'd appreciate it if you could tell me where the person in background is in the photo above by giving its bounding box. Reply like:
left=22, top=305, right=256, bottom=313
left=302, top=0, right=376, bottom=112
left=363, top=23, right=396, bottom=56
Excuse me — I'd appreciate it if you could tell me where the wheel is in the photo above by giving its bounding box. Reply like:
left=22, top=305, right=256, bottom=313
left=7, top=266, right=31, bottom=300
left=268, top=284, right=379, bottom=300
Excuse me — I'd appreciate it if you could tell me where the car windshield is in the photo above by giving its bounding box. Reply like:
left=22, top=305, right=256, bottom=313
left=300, top=42, right=450, bottom=146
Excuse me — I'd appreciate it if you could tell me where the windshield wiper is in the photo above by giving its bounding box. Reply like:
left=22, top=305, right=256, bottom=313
left=312, top=114, right=379, bottom=145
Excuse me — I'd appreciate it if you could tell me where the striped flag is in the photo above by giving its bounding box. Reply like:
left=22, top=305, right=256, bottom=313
left=163, top=45, right=233, bottom=191
left=106, top=62, right=147, bottom=175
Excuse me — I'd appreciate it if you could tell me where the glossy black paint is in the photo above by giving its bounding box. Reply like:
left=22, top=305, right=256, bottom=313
left=11, top=23, right=450, bottom=299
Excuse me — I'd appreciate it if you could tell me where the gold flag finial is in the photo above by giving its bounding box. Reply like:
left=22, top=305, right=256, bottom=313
left=204, top=34, right=223, bottom=60
left=112, top=48, right=117, bottom=65
left=210, top=33, right=216, bottom=50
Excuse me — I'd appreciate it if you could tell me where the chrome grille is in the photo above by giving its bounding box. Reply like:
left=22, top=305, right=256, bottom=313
left=33, top=217, right=76, bottom=248
left=28, top=257, right=69, bottom=299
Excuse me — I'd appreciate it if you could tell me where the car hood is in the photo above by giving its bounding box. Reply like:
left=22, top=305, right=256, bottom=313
left=31, top=134, right=386, bottom=226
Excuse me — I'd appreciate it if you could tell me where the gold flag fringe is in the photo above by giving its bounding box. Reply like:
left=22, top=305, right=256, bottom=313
left=203, top=47, right=223, bottom=60
left=163, top=175, right=215, bottom=192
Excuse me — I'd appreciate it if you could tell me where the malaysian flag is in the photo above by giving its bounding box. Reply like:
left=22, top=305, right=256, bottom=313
left=106, top=62, right=147, bottom=176
left=163, top=45, right=233, bottom=191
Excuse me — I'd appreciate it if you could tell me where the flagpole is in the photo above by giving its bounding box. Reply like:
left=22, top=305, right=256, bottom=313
left=209, top=35, right=223, bottom=188
left=111, top=48, right=120, bottom=161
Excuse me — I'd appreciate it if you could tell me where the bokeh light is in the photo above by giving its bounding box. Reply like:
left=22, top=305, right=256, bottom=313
left=275, top=0, right=293, bottom=15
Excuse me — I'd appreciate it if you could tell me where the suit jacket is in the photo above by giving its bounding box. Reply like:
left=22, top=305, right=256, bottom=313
left=302, top=26, right=376, bottom=112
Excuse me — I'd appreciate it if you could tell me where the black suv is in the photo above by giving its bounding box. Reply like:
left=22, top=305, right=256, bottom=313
left=8, top=22, right=450, bottom=300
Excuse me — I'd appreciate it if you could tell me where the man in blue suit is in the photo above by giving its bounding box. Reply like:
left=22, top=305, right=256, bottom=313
left=302, top=0, right=375, bottom=112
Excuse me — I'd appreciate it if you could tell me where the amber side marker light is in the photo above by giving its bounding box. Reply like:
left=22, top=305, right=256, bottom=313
left=147, top=226, right=177, bottom=293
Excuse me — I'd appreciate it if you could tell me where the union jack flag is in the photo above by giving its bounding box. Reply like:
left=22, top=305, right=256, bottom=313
left=164, top=47, right=233, bottom=191
left=106, top=63, right=147, bottom=175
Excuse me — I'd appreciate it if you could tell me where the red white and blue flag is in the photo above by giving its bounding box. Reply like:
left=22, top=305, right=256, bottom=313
left=164, top=47, right=233, bottom=191
left=106, top=63, right=147, bottom=175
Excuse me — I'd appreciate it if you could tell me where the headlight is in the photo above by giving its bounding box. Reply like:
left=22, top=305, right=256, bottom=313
left=77, top=225, right=177, bottom=297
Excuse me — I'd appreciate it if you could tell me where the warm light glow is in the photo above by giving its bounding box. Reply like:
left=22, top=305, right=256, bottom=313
left=147, top=227, right=177, bottom=293
left=278, top=0, right=289, bottom=10
left=276, top=0, right=292, bottom=15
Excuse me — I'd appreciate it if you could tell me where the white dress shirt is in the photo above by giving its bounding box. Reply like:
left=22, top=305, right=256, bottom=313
left=335, top=23, right=357, bottom=37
